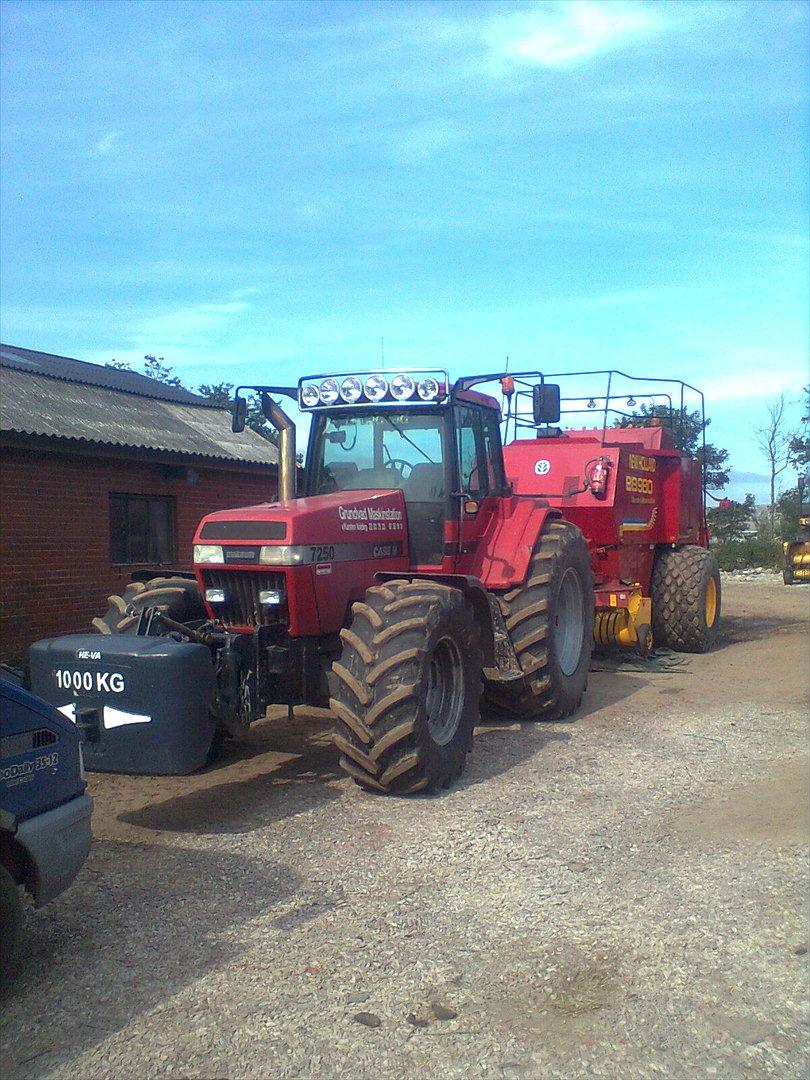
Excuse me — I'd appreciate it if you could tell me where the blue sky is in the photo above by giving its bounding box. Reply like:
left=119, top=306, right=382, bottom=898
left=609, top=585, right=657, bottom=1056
left=1, top=0, right=808, bottom=500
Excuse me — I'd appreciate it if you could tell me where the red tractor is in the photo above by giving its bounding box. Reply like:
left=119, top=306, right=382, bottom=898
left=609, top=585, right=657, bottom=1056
left=30, top=368, right=720, bottom=791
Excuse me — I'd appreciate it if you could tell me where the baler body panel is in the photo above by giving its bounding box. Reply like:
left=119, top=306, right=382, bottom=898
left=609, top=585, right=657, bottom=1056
left=504, top=427, right=704, bottom=592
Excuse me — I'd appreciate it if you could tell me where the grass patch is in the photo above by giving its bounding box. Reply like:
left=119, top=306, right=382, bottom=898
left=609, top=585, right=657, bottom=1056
left=713, top=539, right=783, bottom=571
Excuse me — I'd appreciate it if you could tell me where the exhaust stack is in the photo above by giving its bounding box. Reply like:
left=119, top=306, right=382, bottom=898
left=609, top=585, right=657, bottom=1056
left=264, top=396, right=296, bottom=503
left=231, top=386, right=297, bottom=503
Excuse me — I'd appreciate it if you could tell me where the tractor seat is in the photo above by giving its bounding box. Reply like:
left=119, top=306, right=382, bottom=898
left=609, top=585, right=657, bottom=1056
left=342, top=467, right=405, bottom=491
left=324, top=462, right=359, bottom=488
left=407, top=462, right=445, bottom=501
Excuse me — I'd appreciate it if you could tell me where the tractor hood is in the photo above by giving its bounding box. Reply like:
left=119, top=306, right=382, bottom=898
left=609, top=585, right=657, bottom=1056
left=193, top=490, right=410, bottom=635
left=194, top=489, right=408, bottom=551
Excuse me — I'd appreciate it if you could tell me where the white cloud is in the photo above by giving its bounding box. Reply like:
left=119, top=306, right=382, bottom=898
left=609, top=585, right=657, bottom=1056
left=93, top=131, right=120, bottom=156
left=698, top=358, right=808, bottom=404
left=136, top=291, right=258, bottom=342
left=483, top=1, right=663, bottom=69
left=392, top=119, right=467, bottom=163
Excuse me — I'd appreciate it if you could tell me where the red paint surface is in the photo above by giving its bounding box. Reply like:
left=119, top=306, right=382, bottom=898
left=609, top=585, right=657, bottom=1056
left=503, top=427, right=705, bottom=590
left=194, top=490, right=410, bottom=635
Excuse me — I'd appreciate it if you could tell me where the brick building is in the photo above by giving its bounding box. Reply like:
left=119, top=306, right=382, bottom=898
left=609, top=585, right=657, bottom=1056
left=0, top=344, right=278, bottom=663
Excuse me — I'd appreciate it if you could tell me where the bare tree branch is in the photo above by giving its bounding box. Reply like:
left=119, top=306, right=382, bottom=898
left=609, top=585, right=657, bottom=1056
left=755, top=393, right=793, bottom=525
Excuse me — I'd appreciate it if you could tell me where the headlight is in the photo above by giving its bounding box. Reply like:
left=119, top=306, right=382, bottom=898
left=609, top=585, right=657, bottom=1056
left=364, top=374, right=388, bottom=402
left=258, top=588, right=284, bottom=605
left=259, top=545, right=306, bottom=565
left=340, top=375, right=363, bottom=403
left=390, top=373, right=416, bottom=400
left=417, top=376, right=440, bottom=400
left=300, top=382, right=320, bottom=407
left=194, top=544, right=224, bottom=563
left=319, top=378, right=340, bottom=405
left=205, top=588, right=226, bottom=603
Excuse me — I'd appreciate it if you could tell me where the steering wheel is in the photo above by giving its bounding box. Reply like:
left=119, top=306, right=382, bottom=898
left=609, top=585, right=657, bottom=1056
left=384, top=458, right=413, bottom=479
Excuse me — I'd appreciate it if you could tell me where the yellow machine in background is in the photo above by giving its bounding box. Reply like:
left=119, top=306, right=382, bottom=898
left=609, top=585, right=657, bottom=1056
left=783, top=472, right=810, bottom=585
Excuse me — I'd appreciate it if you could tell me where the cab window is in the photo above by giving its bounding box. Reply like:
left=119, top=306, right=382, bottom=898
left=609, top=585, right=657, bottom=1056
left=458, top=405, right=505, bottom=498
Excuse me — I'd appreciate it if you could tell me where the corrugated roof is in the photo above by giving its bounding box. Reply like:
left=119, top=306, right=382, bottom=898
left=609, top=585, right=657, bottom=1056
left=0, top=343, right=219, bottom=406
left=0, top=349, right=278, bottom=467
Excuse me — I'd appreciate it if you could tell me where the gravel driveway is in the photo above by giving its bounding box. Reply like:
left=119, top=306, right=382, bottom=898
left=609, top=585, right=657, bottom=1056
left=1, top=577, right=808, bottom=1079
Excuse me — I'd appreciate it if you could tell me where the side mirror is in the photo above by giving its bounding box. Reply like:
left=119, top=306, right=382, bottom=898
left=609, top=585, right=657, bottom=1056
left=533, top=383, right=561, bottom=425
left=231, top=396, right=247, bottom=433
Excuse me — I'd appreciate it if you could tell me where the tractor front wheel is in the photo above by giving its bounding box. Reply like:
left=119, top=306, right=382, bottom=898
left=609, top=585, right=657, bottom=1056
left=651, top=545, right=721, bottom=652
left=330, top=580, right=482, bottom=794
left=92, top=576, right=206, bottom=634
left=484, top=519, right=594, bottom=720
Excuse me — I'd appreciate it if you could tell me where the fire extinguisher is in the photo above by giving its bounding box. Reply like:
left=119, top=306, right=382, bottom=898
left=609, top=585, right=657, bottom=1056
left=589, top=457, right=611, bottom=498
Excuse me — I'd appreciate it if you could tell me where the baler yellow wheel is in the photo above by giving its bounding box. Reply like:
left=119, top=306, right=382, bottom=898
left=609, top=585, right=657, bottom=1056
left=651, top=546, right=721, bottom=653
left=705, top=575, right=718, bottom=627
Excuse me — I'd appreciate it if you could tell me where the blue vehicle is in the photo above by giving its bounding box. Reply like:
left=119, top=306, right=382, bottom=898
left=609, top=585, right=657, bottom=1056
left=0, top=676, right=93, bottom=984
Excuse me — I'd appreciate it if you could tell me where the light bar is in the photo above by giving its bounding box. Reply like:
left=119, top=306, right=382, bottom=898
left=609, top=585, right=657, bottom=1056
left=298, top=370, right=448, bottom=409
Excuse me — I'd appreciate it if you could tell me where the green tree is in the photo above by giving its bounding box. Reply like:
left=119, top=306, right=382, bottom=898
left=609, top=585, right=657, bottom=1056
left=195, top=381, right=234, bottom=408
left=706, top=494, right=755, bottom=542
left=788, top=385, right=809, bottom=470
left=776, top=485, right=804, bottom=540
left=615, top=403, right=730, bottom=490
left=142, top=354, right=183, bottom=387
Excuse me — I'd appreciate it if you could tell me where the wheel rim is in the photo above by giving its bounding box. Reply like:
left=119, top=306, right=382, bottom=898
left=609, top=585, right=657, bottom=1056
left=555, top=568, right=585, bottom=677
left=425, top=636, right=465, bottom=746
left=705, top=576, right=718, bottom=627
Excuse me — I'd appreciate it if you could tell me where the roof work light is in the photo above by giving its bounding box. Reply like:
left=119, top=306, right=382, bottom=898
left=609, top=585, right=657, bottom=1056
left=298, top=370, right=448, bottom=409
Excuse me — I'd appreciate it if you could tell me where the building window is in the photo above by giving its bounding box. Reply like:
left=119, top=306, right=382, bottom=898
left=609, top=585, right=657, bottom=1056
left=109, top=494, right=176, bottom=565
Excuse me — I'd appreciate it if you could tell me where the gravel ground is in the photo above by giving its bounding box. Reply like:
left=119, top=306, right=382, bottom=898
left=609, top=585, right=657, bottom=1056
left=1, top=577, right=808, bottom=1079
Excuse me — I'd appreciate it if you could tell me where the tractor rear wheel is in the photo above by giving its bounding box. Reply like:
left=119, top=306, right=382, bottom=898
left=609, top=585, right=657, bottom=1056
left=330, top=579, right=482, bottom=794
left=92, top=576, right=206, bottom=634
left=651, top=545, right=721, bottom=652
left=484, top=519, right=594, bottom=720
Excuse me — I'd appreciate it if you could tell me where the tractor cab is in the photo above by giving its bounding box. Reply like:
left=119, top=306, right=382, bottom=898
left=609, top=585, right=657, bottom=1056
left=231, top=370, right=520, bottom=569
left=300, top=371, right=507, bottom=565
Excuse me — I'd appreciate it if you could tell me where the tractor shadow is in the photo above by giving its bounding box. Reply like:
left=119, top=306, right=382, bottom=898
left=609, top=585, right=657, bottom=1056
left=458, top=663, right=648, bottom=792
left=714, top=612, right=806, bottom=647
left=115, top=712, right=343, bottom=836
left=1, top=840, right=330, bottom=1078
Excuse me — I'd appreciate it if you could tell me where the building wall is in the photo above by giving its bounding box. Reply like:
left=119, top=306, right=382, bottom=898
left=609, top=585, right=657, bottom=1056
left=0, top=442, right=276, bottom=664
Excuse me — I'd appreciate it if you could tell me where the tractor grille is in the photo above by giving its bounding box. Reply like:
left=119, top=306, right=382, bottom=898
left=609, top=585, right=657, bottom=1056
left=201, top=570, right=286, bottom=628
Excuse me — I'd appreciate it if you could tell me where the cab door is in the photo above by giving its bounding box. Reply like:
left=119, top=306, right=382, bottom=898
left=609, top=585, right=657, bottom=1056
left=454, top=405, right=508, bottom=569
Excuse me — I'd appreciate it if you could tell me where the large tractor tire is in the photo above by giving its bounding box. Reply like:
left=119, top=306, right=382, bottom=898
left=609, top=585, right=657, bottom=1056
left=484, top=519, right=594, bottom=720
left=651, top=545, right=721, bottom=652
left=330, top=579, right=482, bottom=795
left=92, top=576, right=206, bottom=634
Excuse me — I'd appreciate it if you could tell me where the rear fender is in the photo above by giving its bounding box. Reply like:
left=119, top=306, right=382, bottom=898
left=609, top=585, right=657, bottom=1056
left=374, top=572, right=497, bottom=667
left=466, top=500, right=562, bottom=591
